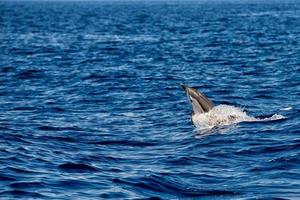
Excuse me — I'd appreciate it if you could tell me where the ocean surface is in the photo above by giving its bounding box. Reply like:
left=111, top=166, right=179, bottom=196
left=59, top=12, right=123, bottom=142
left=0, top=1, right=300, bottom=199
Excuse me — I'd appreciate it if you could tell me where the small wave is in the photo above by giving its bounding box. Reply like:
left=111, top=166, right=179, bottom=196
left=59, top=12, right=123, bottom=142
left=58, top=162, right=98, bottom=172
left=39, top=135, right=77, bottom=143
left=280, top=106, right=293, bottom=111
left=38, top=125, right=83, bottom=132
left=10, top=181, right=45, bottom=189
left=7, top=167, right=40, bottom=174
left=100, top=192, right=129, bottom=199
left=11, top=106, right=38, bottom=111
left=0, top=175, right=16, bottom=182
left=193, top=105, right=285, bottom=131
left=15, top=69, right=45, bottom=80
left=113, top=175, right=238, bottom=197
left=0, top=66, right=16, bottom=73
left=38, top=125, right=63, bottom=131
left=90, top=140, right=157, bottom=147
left=0, top=190, right=47, bottom=198
left=48, top=107, right=66, bottom=112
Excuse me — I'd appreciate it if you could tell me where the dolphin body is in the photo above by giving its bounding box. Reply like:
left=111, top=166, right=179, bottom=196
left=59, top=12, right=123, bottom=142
left=181, top=84, right=214, bottom=125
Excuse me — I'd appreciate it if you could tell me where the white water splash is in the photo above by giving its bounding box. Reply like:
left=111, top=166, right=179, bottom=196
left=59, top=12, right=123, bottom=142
left=192, top=104, right=285, bottom=130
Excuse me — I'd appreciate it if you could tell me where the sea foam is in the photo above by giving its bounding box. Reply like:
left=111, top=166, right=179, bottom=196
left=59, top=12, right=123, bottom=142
left=192, top=104, right=285, bottom=130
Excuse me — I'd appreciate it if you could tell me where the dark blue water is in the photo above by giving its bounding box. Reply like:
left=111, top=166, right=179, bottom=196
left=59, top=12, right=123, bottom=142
left=1, top=1, right=300, bottom=199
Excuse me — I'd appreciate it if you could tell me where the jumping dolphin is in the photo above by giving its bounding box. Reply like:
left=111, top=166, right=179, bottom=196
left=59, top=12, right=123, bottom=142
left=181, top=84, right=285, bottom=130
left=181, top=84, right=214, bottom=115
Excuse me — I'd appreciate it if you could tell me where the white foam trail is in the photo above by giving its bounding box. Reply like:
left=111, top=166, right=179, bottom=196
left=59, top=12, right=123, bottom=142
left=280, top=106, right=292, bottom=111
left=256, top=114, right=286, bottom=121
left=193, top=104, right=285, bottom=130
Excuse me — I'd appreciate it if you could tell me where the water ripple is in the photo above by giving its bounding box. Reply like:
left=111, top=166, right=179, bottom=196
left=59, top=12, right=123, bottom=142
left=0, top=1, right=299, bottom=199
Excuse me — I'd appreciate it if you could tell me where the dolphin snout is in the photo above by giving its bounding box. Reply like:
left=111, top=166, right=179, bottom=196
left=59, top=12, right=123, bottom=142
left=180, top=84, right=188, bottom=91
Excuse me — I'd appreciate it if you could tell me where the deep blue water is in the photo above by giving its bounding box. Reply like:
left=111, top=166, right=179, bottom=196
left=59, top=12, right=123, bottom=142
left=1, top=1, right=300, bottom=199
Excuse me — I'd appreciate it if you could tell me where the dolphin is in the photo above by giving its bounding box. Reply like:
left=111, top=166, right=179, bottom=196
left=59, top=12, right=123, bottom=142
left=181, top=84, right=285, bottom=129
left=181, top=84, right=214, bottom=116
